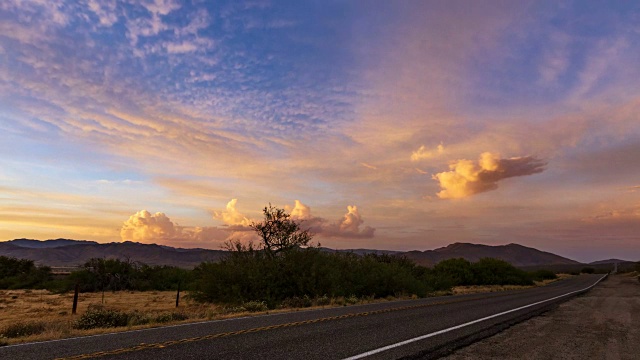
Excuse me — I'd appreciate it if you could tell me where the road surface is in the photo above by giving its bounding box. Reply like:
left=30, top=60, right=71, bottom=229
left=1, top=274, right=606, bottom=360
left=443, top=273, right=639, bottom=360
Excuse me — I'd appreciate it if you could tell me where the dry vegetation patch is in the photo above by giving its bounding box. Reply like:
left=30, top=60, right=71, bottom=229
left=451, top=275, right=571, bottom=295
left=0, top=290, right=407, bottom=345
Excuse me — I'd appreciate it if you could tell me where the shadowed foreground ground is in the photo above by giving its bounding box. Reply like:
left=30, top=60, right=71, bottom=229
left=443, top=273, right=640, bottom=360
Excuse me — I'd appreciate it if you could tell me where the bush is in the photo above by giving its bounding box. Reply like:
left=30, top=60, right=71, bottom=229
left=315, top=295, right=331, bottom=306
left=74, top=305, right=129, bottom=330
left=242, top=301, right=268, bottom=312
left=1, top=321, right=46, bottom=338
left=154, top=312, right=188, bottom=323
left=0, top=336, right=7, bottom=347
left=581, top=267, right=595, bottom=274
left=529, top=270, right=557, bottom=282
left=281, top=296, right=312, bottom=308
left=127, top=311, right=151, bottom=326
left=345, top=295, right=359, bottom=305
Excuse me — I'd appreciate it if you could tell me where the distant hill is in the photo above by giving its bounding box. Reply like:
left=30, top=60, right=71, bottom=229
left=0, top=239, right=225, bottom=268
left=589, top=258, right=634, bottom=265
left=319, top=247, right=402, bottom=256
left=1, top=239, right=583, bottom=269
left=401, top=242, right=580, bottom=267
left=6, top=238, right=98, bottom=248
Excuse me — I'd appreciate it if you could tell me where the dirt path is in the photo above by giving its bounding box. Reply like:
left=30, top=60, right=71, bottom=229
left=442, top=274, right=640, bottom=360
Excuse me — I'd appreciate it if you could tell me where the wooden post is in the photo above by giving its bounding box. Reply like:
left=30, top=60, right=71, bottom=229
left=72, top=283, right=79, bottom=315
left=175, top=281, right=181, bottom=308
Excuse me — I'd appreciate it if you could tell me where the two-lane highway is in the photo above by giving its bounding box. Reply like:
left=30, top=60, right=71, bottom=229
left=1, top=274, right=606, bottom=360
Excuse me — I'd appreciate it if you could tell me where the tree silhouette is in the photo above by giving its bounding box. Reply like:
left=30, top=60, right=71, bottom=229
left=250, top=204, right=313, bottom=258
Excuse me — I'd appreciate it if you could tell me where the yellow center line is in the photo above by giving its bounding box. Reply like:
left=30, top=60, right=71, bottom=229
left=55, top=292, right=512, bottom=360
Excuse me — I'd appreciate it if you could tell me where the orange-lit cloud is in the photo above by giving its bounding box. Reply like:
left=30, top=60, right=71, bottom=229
left=336, top=205, right=375, bottom=238
left=290, top=200, right=312, bottom=220
left=119, top=209, right=242, bottom=246
left=433, top=152, right=546, bottom=199
left=286, top=200, right=375, bottom=239
left=120, top=210, right=176, bottom=242
left=411, top=144, right=444, bottom=162
left=213, top=199, right=252, bottom=227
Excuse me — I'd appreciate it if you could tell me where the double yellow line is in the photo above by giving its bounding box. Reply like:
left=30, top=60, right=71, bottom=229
left=57, top=293, right=507, bottom=360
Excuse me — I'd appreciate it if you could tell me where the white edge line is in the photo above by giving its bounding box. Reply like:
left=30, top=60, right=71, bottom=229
left=342, top=274, right=608, bottom=360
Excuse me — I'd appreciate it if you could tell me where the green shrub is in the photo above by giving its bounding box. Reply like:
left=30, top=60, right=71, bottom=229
left=74, top=305, right=129, bottom=330
left=581, top=267, right=595, bottom=274
left=154, top=312, right=188, bottom=323
left=1, top=321, right=46, bottom=338
left=281, top=295, right=312, bottom=308
left=242, top=301, right=268, bottom=312
left=345, top=295, right=359, bottom=305
left=315, top=295, right=331, bottom=306
left=529, top=270, right=557, bottom=282
left=127, top=311, right=151, bottom=326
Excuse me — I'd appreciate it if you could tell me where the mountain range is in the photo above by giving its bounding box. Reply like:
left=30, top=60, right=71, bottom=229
left=0, top=238, right=593, bottom=269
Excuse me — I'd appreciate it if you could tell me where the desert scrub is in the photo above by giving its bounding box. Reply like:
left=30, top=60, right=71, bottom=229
left=127, top=311, right=151, bottom=326
left=315, top=295, right=331, bottom=306
left=1, top=321, right=46, bottom=338
left=0, top=336, right=8, bottom=347
left=345, top=295, right=359, bottom=305
left=154, top=312, right=188, bottom=323
left=280, top=295, right=312, bottom=308
left=242, top=301, right=268, bottom=312
left=74, top=305, right=129, bottom=330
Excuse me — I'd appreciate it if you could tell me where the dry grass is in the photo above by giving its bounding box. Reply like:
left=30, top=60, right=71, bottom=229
left=0, top=290, right=413, bottom=345
left=0, top=289, right=219, bottom=345
left=451, top=275, right=573, bottom=295
left=0, top=276, right=575, bottom=345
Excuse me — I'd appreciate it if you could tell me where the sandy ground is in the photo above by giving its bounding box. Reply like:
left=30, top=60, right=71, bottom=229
left=443, top=273, right=640, bottom=360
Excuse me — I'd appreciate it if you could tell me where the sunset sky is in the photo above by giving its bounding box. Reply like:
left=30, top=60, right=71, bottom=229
left=2, top=1, right=640, bottom=262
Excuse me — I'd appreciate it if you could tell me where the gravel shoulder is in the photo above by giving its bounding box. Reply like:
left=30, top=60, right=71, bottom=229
left=442, top=273, right=640, bottom=360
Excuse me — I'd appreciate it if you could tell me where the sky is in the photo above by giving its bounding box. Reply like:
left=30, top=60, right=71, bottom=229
left=1, top=1, right=640, bottom=263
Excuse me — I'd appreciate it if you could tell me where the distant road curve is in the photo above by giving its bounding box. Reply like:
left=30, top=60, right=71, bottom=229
left=1, top=274, right=606, bottom=360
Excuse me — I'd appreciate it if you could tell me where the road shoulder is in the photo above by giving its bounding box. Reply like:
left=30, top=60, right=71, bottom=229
left=441, top=274, right=640, bottom=360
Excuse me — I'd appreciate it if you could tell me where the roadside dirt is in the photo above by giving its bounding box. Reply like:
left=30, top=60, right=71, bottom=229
left=442, top=274, right=640, bottom=360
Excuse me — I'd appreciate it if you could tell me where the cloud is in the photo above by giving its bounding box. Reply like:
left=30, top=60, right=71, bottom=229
left=433, top=152, right=546, bottom=199
left=87, top=0, right=118, bottom=27
left=213, top=199, right=252, bottom=227
left=120, top=209, right=245, bottom=246
left=290, top=199, right=312, bottom=220
left=337, top=205, right=375, bottom=237
left=583, top=207, right=640, bottom=222
left=286, top=200, right=375, bottom=239
left=120, top=210, right=177, bottom=242
left=411, top=143, right=444, bottom=162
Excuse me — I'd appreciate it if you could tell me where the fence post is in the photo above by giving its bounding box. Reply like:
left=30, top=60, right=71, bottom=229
left=72, top=283, right=79, bottom=315
left=175, top=281, right=181, bottom=308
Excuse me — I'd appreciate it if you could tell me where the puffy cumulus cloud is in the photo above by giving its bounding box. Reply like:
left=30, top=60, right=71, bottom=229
left=284, top=200, right=375, bottom=239
left=433, top=152, right=546, bottom=199
left=290, top=200, right=312, bottom=220
left=120, top=210, right=176, bottom=242
left=213, top=199, right=252, bottom=227
left=321, top=205, right=374, bottom=238
left=411, top=143, right=444, bottom=162
left=120, top=209, right=249, bottom=247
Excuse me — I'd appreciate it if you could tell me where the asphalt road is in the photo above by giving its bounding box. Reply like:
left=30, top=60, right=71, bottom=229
left=1, top=274, right=606, bottom=360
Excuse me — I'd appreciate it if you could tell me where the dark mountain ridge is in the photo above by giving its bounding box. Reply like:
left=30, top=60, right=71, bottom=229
left=0, top=239, right=225, bottom=268
left=402, top=242, right=580, bottom=267
left=0, top=239, right=590, bottom=269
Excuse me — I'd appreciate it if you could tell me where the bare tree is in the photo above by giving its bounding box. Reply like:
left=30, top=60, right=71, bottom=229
left=250, top=204, right=314, bottom=257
